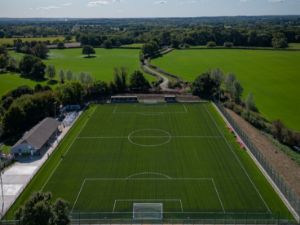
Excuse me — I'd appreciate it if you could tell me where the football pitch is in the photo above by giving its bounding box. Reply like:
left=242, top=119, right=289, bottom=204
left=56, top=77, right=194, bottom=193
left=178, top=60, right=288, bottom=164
left=7, top=103, right=293, bottom=221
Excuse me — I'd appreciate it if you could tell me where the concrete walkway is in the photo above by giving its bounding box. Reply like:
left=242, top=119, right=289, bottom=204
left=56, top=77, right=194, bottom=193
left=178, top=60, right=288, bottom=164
left=0, top=113, right=81, bottom=218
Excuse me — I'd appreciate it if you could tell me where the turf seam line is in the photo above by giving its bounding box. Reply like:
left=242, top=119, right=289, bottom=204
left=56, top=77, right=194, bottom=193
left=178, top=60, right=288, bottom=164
left=41, top=107, right=97, bottom=192
left=204, top=105, right=272, bottom=214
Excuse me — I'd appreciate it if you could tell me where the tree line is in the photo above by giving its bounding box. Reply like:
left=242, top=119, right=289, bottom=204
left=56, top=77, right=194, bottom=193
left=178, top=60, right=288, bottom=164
left=0, top=68, right=150, bottom=138
left=192, top=69, right=300, bottom=151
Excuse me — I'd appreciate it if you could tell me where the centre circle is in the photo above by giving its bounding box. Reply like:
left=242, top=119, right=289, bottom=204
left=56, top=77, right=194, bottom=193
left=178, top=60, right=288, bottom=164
left=128, top=129, right=171, bottom=147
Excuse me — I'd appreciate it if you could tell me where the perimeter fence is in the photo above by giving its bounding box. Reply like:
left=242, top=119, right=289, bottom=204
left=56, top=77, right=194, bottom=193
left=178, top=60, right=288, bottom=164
left=215, top=102, right=300, bottom=220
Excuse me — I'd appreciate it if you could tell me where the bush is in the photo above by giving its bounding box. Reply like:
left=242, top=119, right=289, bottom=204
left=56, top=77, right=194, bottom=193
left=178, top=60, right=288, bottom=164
left=207, top=41, right=216, bottom=48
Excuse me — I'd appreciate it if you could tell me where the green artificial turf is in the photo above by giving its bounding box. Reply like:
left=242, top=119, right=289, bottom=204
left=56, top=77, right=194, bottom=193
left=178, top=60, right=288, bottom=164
left=5, top=103, right=293, bottom=222
left=152, top=49, right=300, bottom=131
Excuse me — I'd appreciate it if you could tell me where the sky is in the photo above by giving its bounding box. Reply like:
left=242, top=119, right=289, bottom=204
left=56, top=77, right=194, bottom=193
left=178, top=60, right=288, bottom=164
left=0, top=0, right=300, bottom=18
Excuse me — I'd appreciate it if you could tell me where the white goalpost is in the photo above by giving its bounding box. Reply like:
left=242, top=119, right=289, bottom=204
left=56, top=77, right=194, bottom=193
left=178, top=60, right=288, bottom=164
left=133, top=203, right=163, bottom=220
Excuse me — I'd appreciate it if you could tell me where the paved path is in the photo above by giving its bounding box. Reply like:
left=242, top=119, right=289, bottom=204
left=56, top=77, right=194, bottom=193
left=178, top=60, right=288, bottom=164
left=0, top=113, right=81, bottom=218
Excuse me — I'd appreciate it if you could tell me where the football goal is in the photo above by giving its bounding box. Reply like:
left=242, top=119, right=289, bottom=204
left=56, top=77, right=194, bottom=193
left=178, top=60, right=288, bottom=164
left=133, top=203, right=163, bottom=220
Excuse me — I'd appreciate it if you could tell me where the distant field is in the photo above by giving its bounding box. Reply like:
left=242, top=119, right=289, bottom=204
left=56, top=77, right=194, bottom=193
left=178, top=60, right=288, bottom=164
left=3, top=48, right=156, bottom=97
left=0, top=36, right=67, bottom=45
left=5, top=103, right=292, bottom=222
left=121, top=43, right=144, bottom=48
left=152, top=49, right=300, bottom=131
left=0, top=72, right=48, bottom=96
left=44, top=48, right=152, bottom=82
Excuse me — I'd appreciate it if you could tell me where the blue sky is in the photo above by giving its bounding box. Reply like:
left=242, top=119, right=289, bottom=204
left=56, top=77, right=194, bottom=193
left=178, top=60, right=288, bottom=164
left=0, top=0, right=300, bottom=18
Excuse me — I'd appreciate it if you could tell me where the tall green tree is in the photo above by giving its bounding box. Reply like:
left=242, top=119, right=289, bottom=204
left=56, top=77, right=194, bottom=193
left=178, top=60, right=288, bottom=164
left=114, top=67, right=127, bottom=93
left=59, top=70, right=65, bottom=83
left=15, top=192, right=70, bottom=225
left=82, top=45, right=96, bottom=57
left=46, top=65, right=56, bottom=80
left=19, top=55, right=46, bottom=80
left=32, top=43, right=49, bottom=59
left=129, top=70, right=150, bottom=92
left=245, top=92, right=257, bottom=112
left=192, top=72, right=220, bottom=100
left=272, top=33, right=288, bottom=49
left=232, top=80, right=243, bottom=103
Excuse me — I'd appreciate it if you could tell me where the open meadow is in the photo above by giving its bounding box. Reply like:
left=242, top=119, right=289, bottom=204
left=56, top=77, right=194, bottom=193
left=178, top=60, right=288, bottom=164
left=45, top=48, right=154, bottom=82
left=152, top=49, right=300, bottom=131
left=2, top=48, right=156, bottom=97
left=6, top=103, right=292, bottom=222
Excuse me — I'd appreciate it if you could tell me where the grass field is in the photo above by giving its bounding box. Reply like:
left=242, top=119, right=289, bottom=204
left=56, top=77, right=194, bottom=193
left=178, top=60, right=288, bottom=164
left=2, top=48, right=156, bottom=97
left=45, top=48, right=152, bottom=82
left=0, top=36, right=67, bottom=46
left=152, top=49, right=300, bottom=131
left=0, top=72, right=48, bottom=97
left=10, top=48, right=157, bottom=83
left=6, top=103, right=292, bottom=221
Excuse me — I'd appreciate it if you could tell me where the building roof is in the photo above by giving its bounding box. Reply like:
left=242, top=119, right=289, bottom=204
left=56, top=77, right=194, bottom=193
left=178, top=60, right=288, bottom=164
left=13, top=118, right=60, bottom=150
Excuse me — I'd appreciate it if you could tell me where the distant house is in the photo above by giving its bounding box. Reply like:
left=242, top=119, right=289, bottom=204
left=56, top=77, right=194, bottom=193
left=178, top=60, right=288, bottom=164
left=11, top=118, right=60, bottom=156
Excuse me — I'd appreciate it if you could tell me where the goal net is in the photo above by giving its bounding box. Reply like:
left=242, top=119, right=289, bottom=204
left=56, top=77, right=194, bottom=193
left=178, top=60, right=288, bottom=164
left=133, top=203, right=163, bottom=220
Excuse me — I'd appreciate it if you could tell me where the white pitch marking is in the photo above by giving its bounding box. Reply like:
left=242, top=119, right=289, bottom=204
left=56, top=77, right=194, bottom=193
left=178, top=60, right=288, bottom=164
left=41, top=106, right=97, bottom=191
left=204, top=105, right=271, bottom=214
left=211, top=178, right=225, bottom=213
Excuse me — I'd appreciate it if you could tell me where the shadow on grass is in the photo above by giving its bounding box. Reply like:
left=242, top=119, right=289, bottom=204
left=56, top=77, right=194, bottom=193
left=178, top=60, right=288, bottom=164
left=83, top=55, right=96, bottom=59
left=47, top=80, right=58, bottom=85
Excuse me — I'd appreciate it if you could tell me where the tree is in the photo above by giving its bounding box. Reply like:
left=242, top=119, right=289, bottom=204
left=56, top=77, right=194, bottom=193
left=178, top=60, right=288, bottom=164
left=15, top=192, right=70, bottom=225
left=210, top=69, right=224, bottom=86
left=272, top=33, right=288, bottom=49
left=57, top=82, right=84, bottom=105
left=192, top=72, right=220, bottom=100
left=66, top=70, right=73, bottom=81
left=51, top=199, right=70, bottom=225
left=19, top=55, right=46, bottom=80
left=7, top=57, right=18, bottom=72
left=224, top=73, right=236, bottom=94
left=142, top=41, right=160, bottom=58
left=85, top=81, right=109, bottom=100
left=59, top=70, right=65, bottom=83
left=0, top=45, right=8, bottom=55
left=46, top=65, right=56, bottom=80
left=232, top=80, right=243, bottom=103
left=129, top=70, right=150, bottom=92
left=32, top=43, right=49, bottom=59
left=3, top=91, right=58, bottom=135
left=102, top=40, right=113, bottom=49
left=113, top=67, right=128, bottom=93
left=245, top=93, right=257, bottom=112
left=82, top=45, right=95, bottom=58
left=0, top=54, right=8, bottom=70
